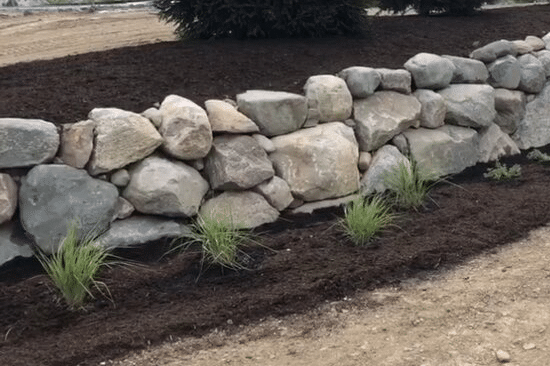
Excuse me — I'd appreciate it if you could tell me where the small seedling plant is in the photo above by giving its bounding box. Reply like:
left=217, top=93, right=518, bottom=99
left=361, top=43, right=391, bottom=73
left=384, top=158, right=436, bottom=210
left=483, top=160, right=521, bottom=181
left=36, top=221, right=111, bottom=310
left=340, top=194, right=395, bottom=246
left=527, top=149, right=550, bottom=163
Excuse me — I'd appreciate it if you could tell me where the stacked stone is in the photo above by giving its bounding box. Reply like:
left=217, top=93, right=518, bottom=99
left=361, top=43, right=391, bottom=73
left=1, top=31, right=550, bottom=267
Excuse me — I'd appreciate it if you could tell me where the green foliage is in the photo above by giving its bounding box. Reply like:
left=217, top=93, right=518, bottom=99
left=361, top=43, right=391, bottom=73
left=154, top=0, right=375, bottom=39
left=378, top=0, right=484, bottom=15
left=340, top=195, right=395, bottom=246
left=483, top=160, right=521, bottom=181
left=36, top=221, right=110, bottom=310
left=384, top=158, right=436, bottom=210
left=527, top=149, right=550, bottom=163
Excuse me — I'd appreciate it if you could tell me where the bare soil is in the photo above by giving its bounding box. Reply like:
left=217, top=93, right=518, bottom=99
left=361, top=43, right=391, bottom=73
left=1, top=5, right=550, bottom=366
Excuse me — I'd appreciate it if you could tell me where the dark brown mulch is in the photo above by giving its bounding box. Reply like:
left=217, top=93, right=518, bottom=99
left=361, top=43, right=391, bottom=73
left=1, top=5, right=550, bottom=366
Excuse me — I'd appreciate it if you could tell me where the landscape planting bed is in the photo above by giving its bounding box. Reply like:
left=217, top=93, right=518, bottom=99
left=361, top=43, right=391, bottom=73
left=1, top=5, right=550, bottom=366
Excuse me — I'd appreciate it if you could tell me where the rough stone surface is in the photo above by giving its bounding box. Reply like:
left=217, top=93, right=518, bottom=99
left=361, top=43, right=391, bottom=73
left=512, top=81, right=550, bottom=149
left=358, top=151, right=372, bottom=171
left=304, top=75, right=353, bottom=124
left=141, top=107, right=163, bottom=128
left=478, top=123, right=520, bottom=163
left=0, top=173, right=17, bottom=225
left=361, top=145, right=410, bottom=195
left=535, top=50, right=550, bottom=77
left=487, top=55, right=521, bottom=89
left=253, top=176, right=294, bottom=211
left=518, top=53, right=546, bottom=94
left=438, top=84, right=496, bottom=129
left=442, top=55, right=489, bottom=84
left=237, top=90, right=307, bottom=137
left=0, top=118, right=59, bottom=169
left=493, top=88, right=526, bottom=135
left=290, top=194, right=360, bottom=215
left=354, top=91, right=421, bottom=151
left=19, top=164, right=119, bottom=254
left=199, top=191, right=279, bottom=229
left=512, top=39, right=533, bottom=55
left=413, top=89, right=446, bottom=129
left=401, top=125, right=480, bottom=177
left=470, top=39, right=517, bottom=63
left=270, top=122, right=360, bottom=202
left=111, top=197, right=135, bottom=221
left=375, top=68, right=412, bottom=94
left=88, top=108, right=163, bottom=175
left=59, top=120, right=95, bottom=169
left=544, top=31, right=550, bottom=49
left=158, top=95, right=213, bottom=160
left=204, top=135, right=275, bottom=190
left=525, top=35, right=546, bottom=51
left=404, top=52, right=455, bottom=89
left=0, top=222, right=33, bottom=267
left=252, top=133, right=276, bottom=153
left=123, top=155, right=209, bottom=218
left=97, top=216, right=190, bottom=250
left=204, top=99, right=259, bottom=134
left=338, top=66, right=381, bottom=98
left=110, top=169, right=130, bottom=187
left=495, top=349, right=511, bottom=363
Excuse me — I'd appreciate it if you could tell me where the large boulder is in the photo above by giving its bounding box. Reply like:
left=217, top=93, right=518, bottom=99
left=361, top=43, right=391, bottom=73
left=535, top=50, right=550, bottom=77
left=0, top=174, right=17, bottom=225
left=512, top=81, right=550, bottom=149
left=487, top=55, right=521, bottom=89
left=199, top=191, right=279, bottom=229
left=88, top=108, right=163, bottom=175
left=158, top=95, right=213, bottom=160
left=204, top=135, right=275, bottom=190
left=123, top=155, right=209, bottom=218
left=0, top=118, right=59, bottom=169
left=361, top=145, right=410, bottom=195
left=525, top=36, right=546, bottom=51
left=375, top=68, right=412, bottom=94
left=59, top=120, right=95, bottom=169
left=270, top=122, right=360, bottom=202
left=470, top=40, right=518, bottom=63
left=236, top=90, right=307, bottom=137
left=204, top=99, right=259, bottom=134
left=478, top=123, right=520, bottom=163
left=338, top=66, right=381, bottom=98
left=354, top=91, right=421, bottom=151
left=437, top=84, right=496, bottom=129
left=493, top=88, right=526, bottom=135
left=0, top=222, right=33, bottom=267
left=303, top=75, right=353, bottom=124
left=442, top=55, right=489, bottom=84
left=517, top=54, right=546, bottom=94
left=413, top=89, right=446, bottom=129
left=19, top=164, right=119, bottom=254
left=400, top=125, right=480, bottom=177
left=96, top=216, right=191, bottom=250
left=404, top=53, right=455, bottom=90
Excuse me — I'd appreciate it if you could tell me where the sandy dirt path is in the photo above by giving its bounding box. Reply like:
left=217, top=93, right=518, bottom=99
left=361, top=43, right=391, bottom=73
left=0, top=9, right=176, bottom=67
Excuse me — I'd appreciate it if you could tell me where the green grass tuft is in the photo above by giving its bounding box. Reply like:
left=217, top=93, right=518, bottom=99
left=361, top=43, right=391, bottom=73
left=483, top=160, right=521, bottom=181
left=527, top=149, right=550, bottom=163
left=384, top=158, right=436, bottom=210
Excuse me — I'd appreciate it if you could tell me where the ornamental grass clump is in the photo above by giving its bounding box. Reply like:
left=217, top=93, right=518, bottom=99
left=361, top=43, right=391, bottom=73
left=385, top=158, right=436, bottom=211
left=340, top=195, right=395, bottom=246
left=36, top=222, right=110, bottom=310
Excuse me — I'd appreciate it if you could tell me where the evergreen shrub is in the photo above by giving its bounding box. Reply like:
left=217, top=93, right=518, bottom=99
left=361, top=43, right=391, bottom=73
left=378, top=0, right=484, bottom=15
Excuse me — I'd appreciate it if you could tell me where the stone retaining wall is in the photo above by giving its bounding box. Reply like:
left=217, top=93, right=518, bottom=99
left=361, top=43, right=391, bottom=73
left=2, top=31, right=550, bottom=266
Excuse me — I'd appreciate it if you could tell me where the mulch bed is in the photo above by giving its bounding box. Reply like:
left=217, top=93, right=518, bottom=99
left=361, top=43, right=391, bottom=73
left=1, top=5, right=550, bottom=366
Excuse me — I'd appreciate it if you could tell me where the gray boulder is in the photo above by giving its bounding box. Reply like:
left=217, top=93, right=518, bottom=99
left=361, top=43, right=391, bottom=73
left=338, top=66, right=381, bottom=98
left=354, top=91, right=421, bottom=151
left=487, top=55, right=521, bottom=89
left=361, top=145, right=410, bottom=195
left=123, top=155, right=209, bottom=218
left=237, top=90, right=307, bottom=137
left=110, top=169, right=131, bottom=187
left=470, top=40, right=518, bottom=63
left=252, top=133, right=276, bottom=153
left=493, top=88, right=526, bottom=135
left=270, top=122, right=360, bottom=202
left=19, top=164, right=119, bottom=254
left=478, top=123, right=520, bottom=163
left=544, top=31, right=550, bottom=49
left=535, top=50, right=550, bottom=77
left=204, top=135, right=275, bottom=190
left=199, top=191, right=279, bottom=229
left=525, top=35, right=546, bottom=51
left=59, top=120, right=95, bottom=169
left=442, top=55, right=489, bottom=84
left=158, top=95, right=213, bottom=160
left=253, top=176, right=294, bottom=211
left=204, top=99, right=259, bottom=134
left=141, top=107, right=163, bottom=128
left=413, top=89, right=446, bottom=129
left=0, top=118, right=59, bottom=169
left=111, top=197, right=135, bottom=221
left=512, top=81, right=550, bottom=149
left=401, top=125, right=480, bottom=177
left=0, top=174, right=17, bottom=225
left=375, top=68, right=412, bottom=94
left=404, top=53, right=455, bottom=89
left=0, top=222, right=33, bottom=267
left=88, top=108, right=163, bottom=175
left=97, top=216, right=191, bottom=250
left=304, top=75, right=353, bottom=123
left=438, top=84, right=496, bottom=129
left=512, top=40, right=533, bottom=55
left=518, top=54, right=546, bottom=94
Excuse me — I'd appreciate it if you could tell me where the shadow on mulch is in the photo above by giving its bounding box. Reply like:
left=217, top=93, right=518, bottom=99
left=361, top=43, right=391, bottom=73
left=2, top=5, right=550, bottom=366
